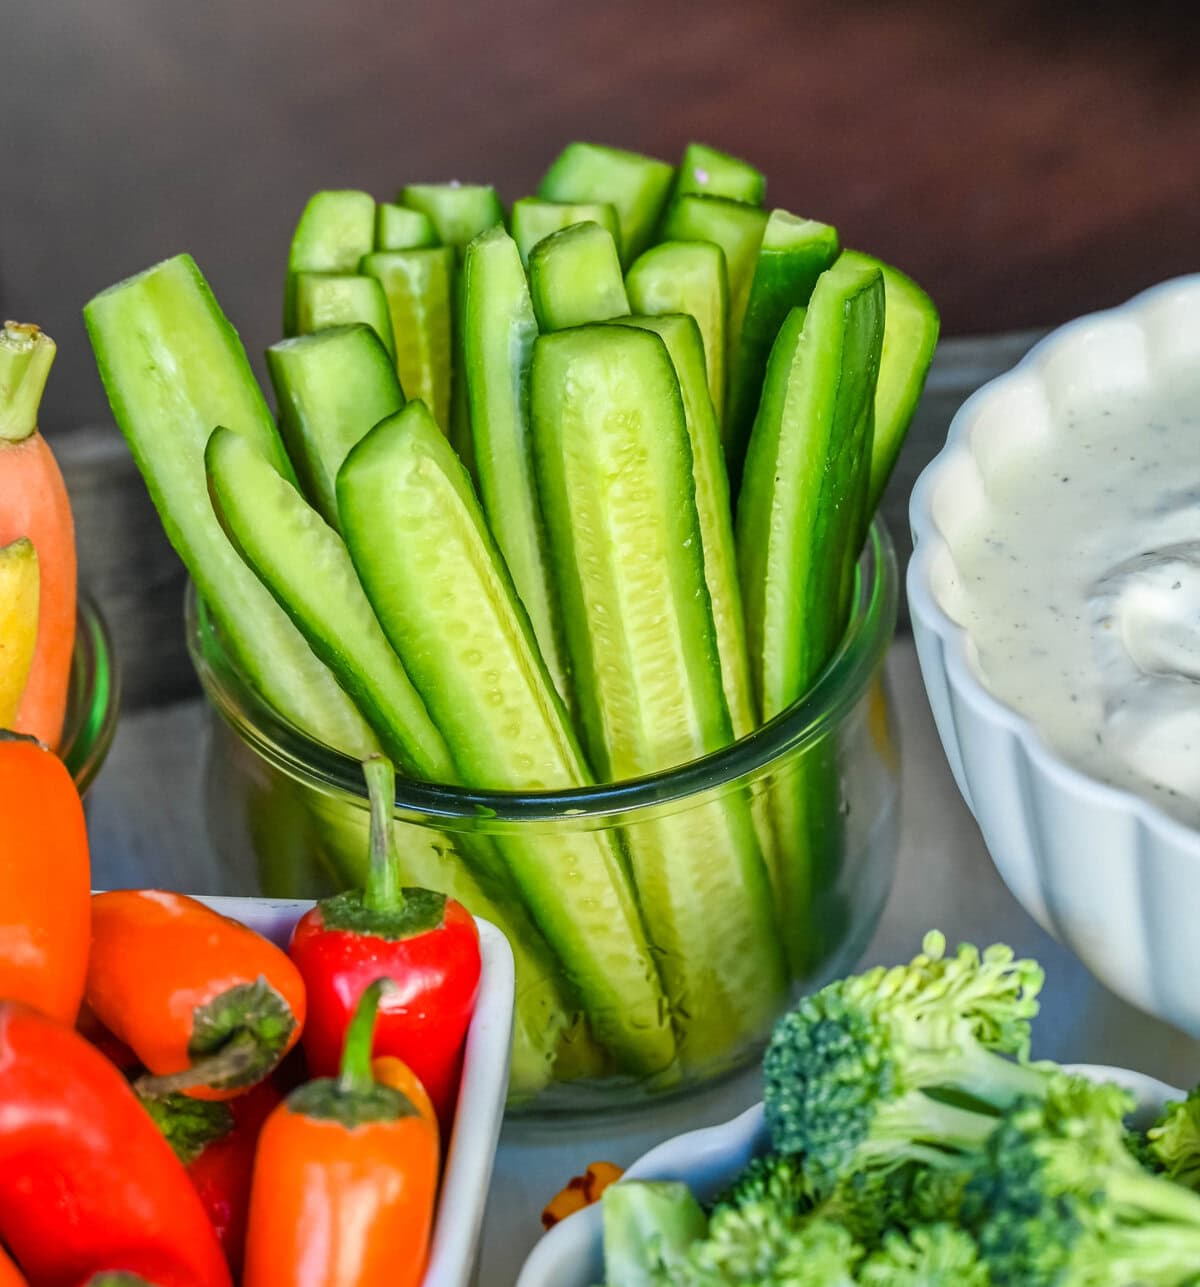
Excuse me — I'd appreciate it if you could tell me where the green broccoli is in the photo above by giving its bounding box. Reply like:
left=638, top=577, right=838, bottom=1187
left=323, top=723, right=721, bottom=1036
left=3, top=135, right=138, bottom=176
left=966, top=1072, right=1200, bottom=1286
left=763, top=932, right=1048, bottom=1190
left=1145, top=1085, right=1200, bottom=1191
left=601, top=1180, right=708, bottom=1286
left=680, top=1212, right=863, bottom=1285
left=708, top=1152, right=817, bottom=1217
left=859, top=1224, right=990, bottom=1285
left=819, top=1159, right=973, bottom=1246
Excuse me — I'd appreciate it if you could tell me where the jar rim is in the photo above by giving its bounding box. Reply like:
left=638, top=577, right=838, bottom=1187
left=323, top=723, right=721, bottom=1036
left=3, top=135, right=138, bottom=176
left=186, top=520, right=897, bottom=823
left=62, top=594, right=121, bottom=795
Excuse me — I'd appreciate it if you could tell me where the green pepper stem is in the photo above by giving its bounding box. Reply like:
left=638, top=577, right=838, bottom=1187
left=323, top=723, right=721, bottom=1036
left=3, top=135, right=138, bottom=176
left=339, top=977, right=390, bottom=1097
left=134, top=1029, right=263, bottom=1099
left=0, top=322, right=56, bottom=443
left=361, top=755, right=405, bottom=914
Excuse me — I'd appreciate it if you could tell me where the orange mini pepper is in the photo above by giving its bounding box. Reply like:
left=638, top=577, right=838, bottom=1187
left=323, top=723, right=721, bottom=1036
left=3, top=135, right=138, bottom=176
left=0, top=1246, right=26, bottom=1287
left=244, top=979, right=439, bottom=1287
left=85, top=890, right=306, bottom=1100
left=0, top=731, right=89, bottom=1024
left=542, top=1161, right=625, bottom=1228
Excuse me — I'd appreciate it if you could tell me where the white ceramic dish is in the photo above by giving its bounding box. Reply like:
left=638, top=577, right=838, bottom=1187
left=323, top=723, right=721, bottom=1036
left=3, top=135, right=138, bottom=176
left=907, top=275, right=1200, bottom=1037
left=516, top=1063, right=1181, bottom=1287
left=197, top=896, right=513, bottom=1287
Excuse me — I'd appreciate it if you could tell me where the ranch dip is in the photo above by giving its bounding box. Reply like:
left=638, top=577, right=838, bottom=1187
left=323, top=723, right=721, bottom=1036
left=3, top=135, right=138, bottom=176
left=951, top=372, right=1200, bottom=829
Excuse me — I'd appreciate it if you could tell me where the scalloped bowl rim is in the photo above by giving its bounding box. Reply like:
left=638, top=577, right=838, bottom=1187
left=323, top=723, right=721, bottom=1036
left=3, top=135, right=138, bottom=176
left=516, top=1063, right=1181, bottom=1286
left=907, top=273, right=1200, bottom=857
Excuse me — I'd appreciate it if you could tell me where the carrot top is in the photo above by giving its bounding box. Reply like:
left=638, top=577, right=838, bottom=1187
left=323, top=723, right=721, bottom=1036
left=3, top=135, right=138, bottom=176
left=0, top=323, right=56, bottom=443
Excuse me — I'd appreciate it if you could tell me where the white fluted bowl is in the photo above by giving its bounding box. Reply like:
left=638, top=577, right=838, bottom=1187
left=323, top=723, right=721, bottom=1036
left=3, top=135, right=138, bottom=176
left=908, top=275, right=1200, bottom=1035
left=517, top=1063, right=1180, bottom=1287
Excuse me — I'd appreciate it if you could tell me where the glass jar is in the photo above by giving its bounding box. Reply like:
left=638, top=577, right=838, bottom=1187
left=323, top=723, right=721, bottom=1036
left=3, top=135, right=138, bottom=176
left=190, top=522, right=901, bottom=1114
left=62, top=595, right=120, bottom=796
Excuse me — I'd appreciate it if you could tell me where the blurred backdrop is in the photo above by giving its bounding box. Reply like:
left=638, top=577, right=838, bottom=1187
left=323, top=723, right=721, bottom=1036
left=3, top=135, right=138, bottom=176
left=3, top=0, right=1199, bottom=435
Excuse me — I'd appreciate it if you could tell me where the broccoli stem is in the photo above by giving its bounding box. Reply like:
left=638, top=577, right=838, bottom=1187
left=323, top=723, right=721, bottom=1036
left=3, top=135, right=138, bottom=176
left=1108, top=1165, right=1200, bottom=1226
left=869, top=1089, right=1001, bottom=1162
left=907, top=1040, right=1049, bottom=1112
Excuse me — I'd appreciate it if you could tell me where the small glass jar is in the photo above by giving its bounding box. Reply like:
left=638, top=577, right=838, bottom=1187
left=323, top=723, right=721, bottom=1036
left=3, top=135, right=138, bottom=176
left=190, top=522, right=901, bottom=1114
left=61, top=595, right=120, bottom=796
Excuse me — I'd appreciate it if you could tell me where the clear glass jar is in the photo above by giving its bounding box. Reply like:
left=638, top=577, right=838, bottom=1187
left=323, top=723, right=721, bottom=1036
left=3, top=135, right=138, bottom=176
left=189, top=522, right=901, bottom=1115
left=62, top=595, right=120, bottom=796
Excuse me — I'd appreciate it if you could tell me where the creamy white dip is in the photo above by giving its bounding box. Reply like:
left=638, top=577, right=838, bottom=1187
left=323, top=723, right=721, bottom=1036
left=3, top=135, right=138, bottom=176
left=951, top=374, right=1200, bottom=828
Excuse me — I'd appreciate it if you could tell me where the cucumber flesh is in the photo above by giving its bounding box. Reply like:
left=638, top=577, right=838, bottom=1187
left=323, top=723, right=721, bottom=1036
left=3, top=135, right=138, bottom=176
left=205, top=425, right=454, bottom=783
left=615, top=314, right=755, bottom=738
left=737, top=259, right=884, bottom=717
left=337, top=402, right=675, bottom=1076
left=659, top=196, right=768, bottom=426
left=293, top=272, right=397, bottom=362
left=625, top=240, right=729, bottom=433
left=284, top=190, right=376, bottom=336
left=360, top=248, right=454, bottom=433
left=511, top=198, right=621, bottom=267
left=266, top=325, right=405, bottom=529
left=725, top=211, right=840, bottom=482
left=838, top=250, right=940, bottom=516
left=529, top=222, right=630, bottom=331
left=537, top=142, right=674, bottom=266
left=375, top=203, right=438, bottom=251
left=531, top=325, right=786, bottom=1065
left=399, top=183, right=505, bottom=254
left=671, top=143, right=766, bottom=206
left=462, top=227, right=572, bottom=709
left=83, top=254, right=377, bottom=758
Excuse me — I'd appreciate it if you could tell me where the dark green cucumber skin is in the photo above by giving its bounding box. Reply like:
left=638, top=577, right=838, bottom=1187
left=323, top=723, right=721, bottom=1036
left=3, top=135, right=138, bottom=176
left=284, top=191, right=376, bottom=336
left=725, top=214, right=840, bottom=486
left=537, top=142, right=675, bottom=266
left=375, top=203, right=438, bottom=251
left=84, top=253, right=377, bottom=759
left=837, top=251, right=940, bottom=518
left=625, top=240, right=729, bottom=429
left=399, top=184, right=505, bottom=254
left=461, top=226, right=573, bottom=711
left=511, top=198, right=621, bottom=267
left=528, top=222, right=630, bottom=332
left=292, top=272, right=397, bottom=362
left=266, top=324, right=405, bottom=530
left=671, top=142, right=766, bottom=206
left=335, top=403, right=676, bottom=1076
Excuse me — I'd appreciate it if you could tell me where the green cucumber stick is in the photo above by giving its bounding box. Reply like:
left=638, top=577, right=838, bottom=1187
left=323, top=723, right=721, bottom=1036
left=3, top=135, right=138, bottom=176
left=375, top=203, right=438, bottom=251
left=537, top=142, right=675, bottom=266
left=284, top=190, right=376, bottom=335
left=615, top=314, right=755, bottom=738
left=83, top=254, right=377, bottom=757
left=266, top=325, right=405, bottom=531
left=511, top=198, right=621, bottom=267
left=671, top=142, right=766, bottom=205
left=292, top=273, right=397, bottom=362
left=204, top=425, right=454, bottom=783
left=360, top=248, right=454, bottom=433
left=461, top=226, right=572, bottom=709
left=336, top=403, right=675, bottom=1076
left=724, top=212, right=840, bottom=483
left=531, top=325, right=786, bottom=1066
left=626, top=240, right=729, bottom=430
left=837, top=250, right=940, bottom=519
left=529, top=222, right=629, bottom=331
left=659, top=196, right=768, bottom=436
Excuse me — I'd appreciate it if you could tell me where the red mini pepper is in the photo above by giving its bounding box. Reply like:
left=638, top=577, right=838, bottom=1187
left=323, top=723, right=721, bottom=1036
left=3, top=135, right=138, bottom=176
left=0, top=1000, right=230, bottom=1287
left=85, top=890, right=306, bottom=1100
left=143, top=1079, right=281, bottom=1276
left=289, top=756, right=481, bottom=1129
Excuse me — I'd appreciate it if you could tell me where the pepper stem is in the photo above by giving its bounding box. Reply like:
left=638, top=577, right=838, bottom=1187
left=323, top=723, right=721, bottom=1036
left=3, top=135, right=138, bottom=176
left=339, top=977, right=390, bottom=1097
left=0, top=322, right=56, bottom=443
left=361, top=755, right=405, bottom=914
left=134, top=1029, right=264, bottom=1098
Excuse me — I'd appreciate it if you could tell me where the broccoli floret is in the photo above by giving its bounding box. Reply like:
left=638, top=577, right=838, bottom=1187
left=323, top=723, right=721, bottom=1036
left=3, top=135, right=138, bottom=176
left=680, top=1211, right=863, bottom=1286
left=859, top=1223, right=990, bottom=1285
left=965, top=1072, right=1200, bottom=1287
left=709, top=1152, right=817, bottom=1218
left=1146, top=1085, right=1200, bottom=1191
left=601, top=1180, right=708, bottom=1286
left=763, top=932, right=1048, bottom=1190
left=820, top=1159, right=973, bottom=1247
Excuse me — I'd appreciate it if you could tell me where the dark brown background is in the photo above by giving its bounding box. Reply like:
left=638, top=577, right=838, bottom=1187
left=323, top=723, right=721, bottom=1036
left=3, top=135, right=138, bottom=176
left=4, top=0, right=1199, bottom=436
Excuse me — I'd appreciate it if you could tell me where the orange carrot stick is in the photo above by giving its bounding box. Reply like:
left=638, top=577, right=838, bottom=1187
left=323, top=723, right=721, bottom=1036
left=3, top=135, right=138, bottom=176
left=0, top=323, right=76, bottom=747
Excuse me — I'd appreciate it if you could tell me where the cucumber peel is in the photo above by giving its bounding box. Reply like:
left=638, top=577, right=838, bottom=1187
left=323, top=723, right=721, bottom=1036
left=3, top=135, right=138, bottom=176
left=292, top=273, right=397, bottom=362
left=671, top=142, right=765, bottom=206
left=626, top=240, right=729, bottom=427
left=83, top=253, right=377, bottom=758
left=266, top=324, right=405, bottom=529
left=337, top=402, right=675, bottom=1075
left=511, top=197, right=621, bottom=267
left=284, top=190, right=376, bottom=336
left=529, top=222, right=630, bottom=331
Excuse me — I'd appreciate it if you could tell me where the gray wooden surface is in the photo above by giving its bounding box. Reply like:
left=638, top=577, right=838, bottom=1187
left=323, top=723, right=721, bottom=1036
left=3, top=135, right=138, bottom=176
left=59, top=330, right=1042, bottom=710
